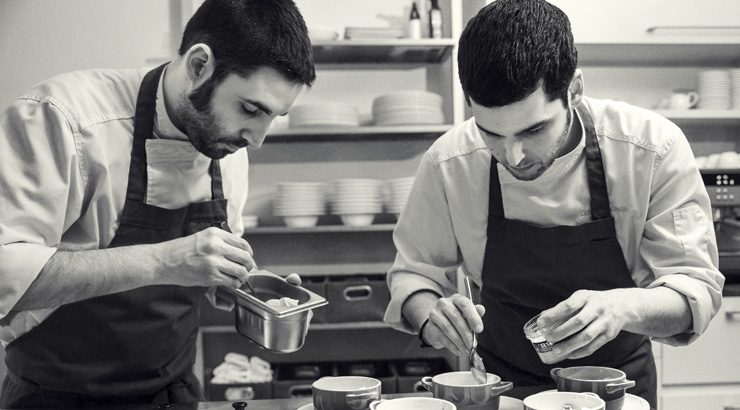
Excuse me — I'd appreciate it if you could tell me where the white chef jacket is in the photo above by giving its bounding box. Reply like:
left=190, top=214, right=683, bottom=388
left=0, top=66, right=250, bottom=346
left=384, top=96, right=725, bottom=346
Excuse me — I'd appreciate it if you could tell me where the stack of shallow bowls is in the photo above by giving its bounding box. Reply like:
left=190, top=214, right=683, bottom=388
left=385, top=177, right=414, bottom=217
left=273, top=182, right=326, bottom=227
left=698, top=70, right=731, bottom=110
left=731, top=68, right=740, bottom=109
left=372, top=91, right=444, bottom=125
left=331, top=178, right=382, bottom=226
left=289, top=103, right=359, bottom=128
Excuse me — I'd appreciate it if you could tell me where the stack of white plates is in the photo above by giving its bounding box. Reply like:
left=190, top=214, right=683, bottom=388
left=372, top=91, right=445, bottom=125
left=385, top=177, right=414, bottom=216
left=697, top=70, right=731, bottom=110
left=273, top=182, right=326, bottom=227
left=731, top=69, right=740, bottom=109
left=345, top=26, right=405, bottom=40
left=331, top=178, right=382, bottom=226
left=289, top=103, right=359, bottom=128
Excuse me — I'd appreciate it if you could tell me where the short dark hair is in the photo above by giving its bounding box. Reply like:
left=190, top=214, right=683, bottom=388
left=179, top=0, right=316, bottom=87
left=458, top=0, right=577, bottom=107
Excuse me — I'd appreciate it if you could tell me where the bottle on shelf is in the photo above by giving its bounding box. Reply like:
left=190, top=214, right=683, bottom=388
left=408, top=2, right=422, bottom=40
left=429, top=0, right=443, bottom=39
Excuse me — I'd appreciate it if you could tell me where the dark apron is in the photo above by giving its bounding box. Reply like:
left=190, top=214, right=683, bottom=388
left=476, top=103, right=657, bottom=407
left=2, top=63, right=228, bottom=408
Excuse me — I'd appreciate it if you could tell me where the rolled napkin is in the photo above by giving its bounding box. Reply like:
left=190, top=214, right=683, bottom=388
left=211, top=353, right=273, bottom=384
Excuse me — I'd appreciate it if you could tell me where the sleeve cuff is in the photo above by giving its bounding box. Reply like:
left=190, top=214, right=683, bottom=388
left=647, top=273, right=723, bottom=346
left=0, top=243, right=57, bottom=319
left=383, top=272, right=447, bottom=334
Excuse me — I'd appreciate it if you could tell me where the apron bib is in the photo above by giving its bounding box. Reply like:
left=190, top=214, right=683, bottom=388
left=3, top=64, right=228, bottom=407
left=476, top=103, right=657, bottom=407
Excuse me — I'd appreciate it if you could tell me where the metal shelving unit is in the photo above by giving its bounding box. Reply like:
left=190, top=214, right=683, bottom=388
left=266, top=125, right=453, bottom=142
left=312, top=39, right=456, bottom=64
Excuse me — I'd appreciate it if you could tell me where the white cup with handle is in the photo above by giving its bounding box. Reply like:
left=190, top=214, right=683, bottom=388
left=669, top=89, right=700, bottom=110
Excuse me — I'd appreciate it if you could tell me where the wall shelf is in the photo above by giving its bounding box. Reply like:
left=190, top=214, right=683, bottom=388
left=312, top=39, right=456, bottom=64
left=267, top=125, right=452, bottom=142
left=655, top=110, right=740, bottom=125
left=244, top=223, right=395, bottom=235
left=577, top=43, right=740, bottom=67
left=200, top=321, right=390, bottom=334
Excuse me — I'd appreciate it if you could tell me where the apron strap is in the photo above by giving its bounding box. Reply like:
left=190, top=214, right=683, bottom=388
left=126, top=63, right=225, bottom=203
left=576, top=103, right=612, bottom=221
left=487, top=103, right=612, bottom=222
left=125, top=63, right=167, bottom=203
left=488, top=158, right=505, bottom=219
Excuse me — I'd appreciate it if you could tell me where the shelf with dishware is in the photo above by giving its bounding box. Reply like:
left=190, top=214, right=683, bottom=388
left=311, top=39, right=456, bottom=64
left=266, top=124, right=453, bottom=142
left=575, top=43, right=740, bottom=67
left=653, top=109, right=740, bottom=125
left=244, top=223, right=396, bottom=235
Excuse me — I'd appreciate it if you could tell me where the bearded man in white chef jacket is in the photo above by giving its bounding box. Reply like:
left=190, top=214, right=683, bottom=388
left=384, top=0, right=724, bottom=407
left=0, top=0, right=315, bottom=407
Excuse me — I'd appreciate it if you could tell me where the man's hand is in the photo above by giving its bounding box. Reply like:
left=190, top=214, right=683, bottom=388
left=421, top=294, right=486, bottom=357
left=158, top=227, right=257, bottom=287
left=537, top=289, right=632, bottom=361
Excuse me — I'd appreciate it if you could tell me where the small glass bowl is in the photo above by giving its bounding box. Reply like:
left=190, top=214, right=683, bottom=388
left=523, top=313, right=561, bottom=364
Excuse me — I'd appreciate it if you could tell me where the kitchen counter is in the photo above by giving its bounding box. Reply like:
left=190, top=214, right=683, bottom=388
left=0, top=393, right=432, bottom=410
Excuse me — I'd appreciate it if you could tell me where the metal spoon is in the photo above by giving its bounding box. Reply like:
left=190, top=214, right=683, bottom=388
left=463, top=276, right=488, bottom=385
left=220, top=221, right=257, bottom=295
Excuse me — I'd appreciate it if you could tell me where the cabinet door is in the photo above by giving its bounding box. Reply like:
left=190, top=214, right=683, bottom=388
left=661, top=386, right=740, bottom=410
left=662, top=297, right=740, bottom=385
left=547, top=0, right=740, bottom=43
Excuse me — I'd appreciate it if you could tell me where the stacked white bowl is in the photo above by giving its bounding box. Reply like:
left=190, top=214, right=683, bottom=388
left=273, top=182, right=326, bottom=227
left=731, top=69, right=740, bottom=109
left=331, top=178, right=382, bottom=226
left=372, top=91, right=445, bottom=125
left=385, top=177, right=414, bottom=217
left=697, top=70, right=731, bottom=110
left=289, top=103, right=359, bottom=127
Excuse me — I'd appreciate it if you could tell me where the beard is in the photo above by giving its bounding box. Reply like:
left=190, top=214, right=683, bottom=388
left=502, top=107, right=573, bottom=181
left=174, top=79, right=245, bottom=160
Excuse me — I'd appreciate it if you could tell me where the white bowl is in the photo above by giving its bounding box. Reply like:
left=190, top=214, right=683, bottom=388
left=340, top=214, right=375, bottom=226
left=283, top=216, right=319, bottom=228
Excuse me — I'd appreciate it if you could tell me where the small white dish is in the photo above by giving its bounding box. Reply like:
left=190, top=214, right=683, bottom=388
left=340, top=214, right=375, bottom=226
left=284, top=215, right=319, bottom=228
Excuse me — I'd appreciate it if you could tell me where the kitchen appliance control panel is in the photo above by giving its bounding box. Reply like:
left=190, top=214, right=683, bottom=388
left=702, top=170, right=740, bottom=206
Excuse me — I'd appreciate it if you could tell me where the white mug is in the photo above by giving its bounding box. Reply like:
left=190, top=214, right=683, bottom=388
left=669, top=90, right=700, bottom=110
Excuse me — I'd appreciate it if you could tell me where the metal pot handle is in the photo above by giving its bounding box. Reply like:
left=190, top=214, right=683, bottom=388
left=421, top=376, right=433, bottom=391
left=490, top=381, right=514, bottom=395
left=605, top=379, right=635, bottom=394
left=549, top=367, right=563, bottom=382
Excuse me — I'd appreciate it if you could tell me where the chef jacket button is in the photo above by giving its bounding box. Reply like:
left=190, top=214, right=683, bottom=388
left=232, top=401, right=248, bottom=409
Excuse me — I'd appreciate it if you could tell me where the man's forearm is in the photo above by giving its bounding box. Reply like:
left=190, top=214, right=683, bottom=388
left=401, top=290, right=442, bottom=332
left=619, top=286, right=693, bottom=337
left=12, top=244, right=164, bottom=311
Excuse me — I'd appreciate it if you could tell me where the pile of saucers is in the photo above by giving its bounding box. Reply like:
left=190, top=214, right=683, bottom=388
left=698, top=70, right=731, bottom=110
left=385, top=177, right=414, bottom=217
left=273, top=182, right=326, bottom=227
left=289, top=103, right=359, bottom=128
left=372, top=91, right=445, bottom=125
left=330, top=178, right=382, bottom=226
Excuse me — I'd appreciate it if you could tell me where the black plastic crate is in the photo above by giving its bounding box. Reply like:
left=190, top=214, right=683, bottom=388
left=393, top=358, right=452, bottom=393
left=325, top=275, right=390, bottom=323
left=273, top=362, right=334, bottom=399
left=336, top=361, right=397, bottom=394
